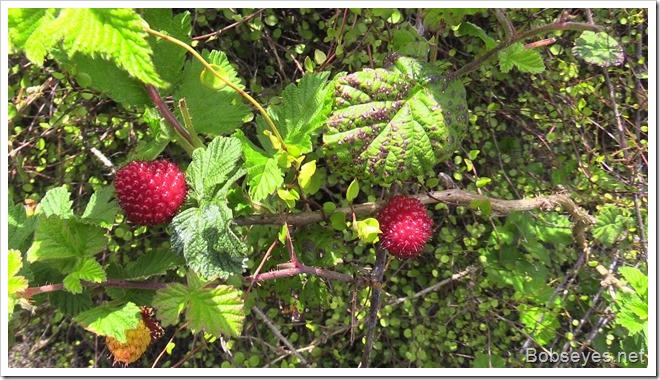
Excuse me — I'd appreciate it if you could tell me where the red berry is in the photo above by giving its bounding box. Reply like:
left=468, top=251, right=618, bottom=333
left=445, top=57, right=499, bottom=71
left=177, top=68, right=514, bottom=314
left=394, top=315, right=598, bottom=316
left=114, top=159, right=187, bottom=225
left=377, top=195, right=433, bottom=259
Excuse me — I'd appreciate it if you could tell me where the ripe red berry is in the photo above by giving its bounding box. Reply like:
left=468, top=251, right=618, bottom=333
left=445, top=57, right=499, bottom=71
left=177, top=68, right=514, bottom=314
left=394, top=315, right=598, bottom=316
left=377, top=195, right=433, bottom=259
left=114, top=159, right=187, bottom=225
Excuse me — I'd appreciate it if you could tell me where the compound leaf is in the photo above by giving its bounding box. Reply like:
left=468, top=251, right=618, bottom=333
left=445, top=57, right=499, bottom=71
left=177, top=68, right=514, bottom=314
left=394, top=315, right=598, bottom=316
left=38, top=186, right=73, bottom=219
left=27, top=216, right=107, bottom=262
left=81, top=186, right=119, bottom=228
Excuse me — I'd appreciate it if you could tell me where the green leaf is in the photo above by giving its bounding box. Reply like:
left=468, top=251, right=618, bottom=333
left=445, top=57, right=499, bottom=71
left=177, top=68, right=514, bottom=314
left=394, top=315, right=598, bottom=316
left=8, top=202, right=37, bottom=252
left=260, top=71, right=332, bottom=154
left=323, top=56, right=468, bottom=184
left=346, top=179, right=360, bottom=203
left=121, top=248, right=185, bottom=280
left=171, top=204, right=247, bottom=280
left=62, top=258, right=107, bottom=294
left=473, top=352, right=506, bottom=368
left=38, top=186, right=73, bottom=219
left=187, top=136, right=244, bottom=203
left=297, top=160, right=318, bottom=193
left=355, top=218, right=381, bottom=244
left=143, top=9, right=191, bottom=88
left=40, top=9, right=165, bottom=87
left=59, top=52, right=151, bottom=107
left=518, top=304, right=559, bottom=346
left=420, top=9, right=482, bottom=33
left=49, top=291, right=93, bottom=315
left=498, top=42, right=545, bottom=74
left=8, top=250, right=29, bottom=319
left=469, top=199, right=492, bottom=216
left=153, top=276, right=244, bottom=338
left=8, top=9, right=57, bottom=60
left=75, top=302, right=141, bottom=343
left=175, top=50, right=251, bottom=135
left=573, top=31, right=624, bottom=67
left=235, top=130, right=284, bottom=202
left=618, top=267, right=647, bottom=299
left=81, top=186, right=118, bottom=228
left=455, top=22, right=496, bottom=50
left=475, top=177, right=492, bottom=188
left=593, top=204, right=633, bottom=246
left=27, top=216, right=107, bottom=263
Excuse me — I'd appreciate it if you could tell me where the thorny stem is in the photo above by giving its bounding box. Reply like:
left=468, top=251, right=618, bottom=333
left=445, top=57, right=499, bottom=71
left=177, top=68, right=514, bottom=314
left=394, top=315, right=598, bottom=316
left=144, top=27, right=287, bottom=151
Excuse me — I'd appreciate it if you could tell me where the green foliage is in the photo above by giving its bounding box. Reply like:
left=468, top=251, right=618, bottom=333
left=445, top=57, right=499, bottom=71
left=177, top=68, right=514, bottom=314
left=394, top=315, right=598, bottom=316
left=75, top=302, right=141, bottom=343
left=498, top=42, right=546, bottom=74
left=7, top=7, right=648, bottom=370
left=8, top=250, right=29, bottom=319
left=153, top=271, right=244, bottom=338
left=175, top=50, right=251, bottom=135
left=323, top=55, right=468, bottom=184
left=9, top=8, right=165, bottom=87
left=573, top=31, right=625, bottom=67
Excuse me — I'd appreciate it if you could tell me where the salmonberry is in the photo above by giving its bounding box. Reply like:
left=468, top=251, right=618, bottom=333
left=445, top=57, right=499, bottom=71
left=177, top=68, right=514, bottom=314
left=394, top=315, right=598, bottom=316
left=106, top=319, right=152, bottom=365
left=114, top=159, right=187, bottom=225
left=377, top=195, right=433, bottom=259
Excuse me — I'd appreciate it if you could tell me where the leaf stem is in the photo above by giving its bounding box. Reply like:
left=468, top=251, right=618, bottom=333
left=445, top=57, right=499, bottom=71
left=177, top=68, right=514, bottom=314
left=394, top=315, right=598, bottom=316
left=144, top=26, right=287, bottom=151
left=177, top=98, right=206, bottom=149
left=145, top=84, right=197, bottom=156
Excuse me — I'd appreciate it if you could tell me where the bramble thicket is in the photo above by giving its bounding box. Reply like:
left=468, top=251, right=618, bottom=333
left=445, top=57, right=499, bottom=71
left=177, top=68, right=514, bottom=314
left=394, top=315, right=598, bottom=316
left=7, top=8, right=648, bottom=368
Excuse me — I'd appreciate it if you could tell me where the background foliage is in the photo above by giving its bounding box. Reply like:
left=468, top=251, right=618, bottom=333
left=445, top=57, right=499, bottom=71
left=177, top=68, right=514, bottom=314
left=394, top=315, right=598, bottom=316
left=7, top=8, right=648, bottom=368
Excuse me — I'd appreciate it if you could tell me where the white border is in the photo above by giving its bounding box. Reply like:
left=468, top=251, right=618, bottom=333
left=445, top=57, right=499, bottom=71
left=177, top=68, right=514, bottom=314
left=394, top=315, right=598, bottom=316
left=1, top=1, right=656, bottom=377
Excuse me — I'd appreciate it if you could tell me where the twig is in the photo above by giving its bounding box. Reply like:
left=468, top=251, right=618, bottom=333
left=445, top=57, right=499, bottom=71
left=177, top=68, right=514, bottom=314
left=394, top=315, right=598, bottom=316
left=390, top=266, right=478, bottom=307
left=360, top=246, right=387, bottom=368
left=18, top=279, right=167, bottom=298
left=244, top=238, right=279, bottom=299
left=493, top=9, right=514, bottom=43
left=235, top=189, right=596, bottom=229
left=245, top=264, right=354, bottom=284
left=193, top=9, right=266, bottom=40
left=443, top=20, right=604, bottom=83
left=152, top=322, right=188, bottom=368
left=251, top=306, right=311, bottom=368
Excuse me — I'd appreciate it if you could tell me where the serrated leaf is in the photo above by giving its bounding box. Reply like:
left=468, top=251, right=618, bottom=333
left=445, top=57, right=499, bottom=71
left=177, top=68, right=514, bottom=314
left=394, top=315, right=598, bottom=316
left=81, top=186, right=118, bottom=228
left=39, top=9, right=165, bottom=87
left=143, top=9, right=191, bottom=89
left=123, top=249, right=185, bottom=280
left=187, top=136, right=244, bottom=203
left=498, top=42, right=545, bottom=74
left=62, top=258, right=107, bottom=294
left=8, top=202, right=37, bottom=252
left=618, top=267, right=647, bottom=299
left=518, top=304, right=559, bottom=346
left=38, top=186, right=73, bottom=219
left=8, top=250, right=28, bottom=319
left=593, top=204, right=633, bottom=246
left=49, top=291, right=93, bottom=315
left=58, top=52, right=151, bottom=107
left=75, top=302, right=141, bottom=343
left=323, top=56, right=468, bottom=184
left=171, top=204, right=247, bottom=280
left=27, top=216, right=107, bottom=263
left=175, top=50, right=251, bottom=135
left=573, top=31, right=624, bottom=67
left=455, top=22, right=496, bottom=50
left=153, top=280, right=244, bottom=338
left=235, top=130, right=284, bottom=202
left=8, top=8, right=57, bottom=61
left=259, top=71, right=332, bottom=154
